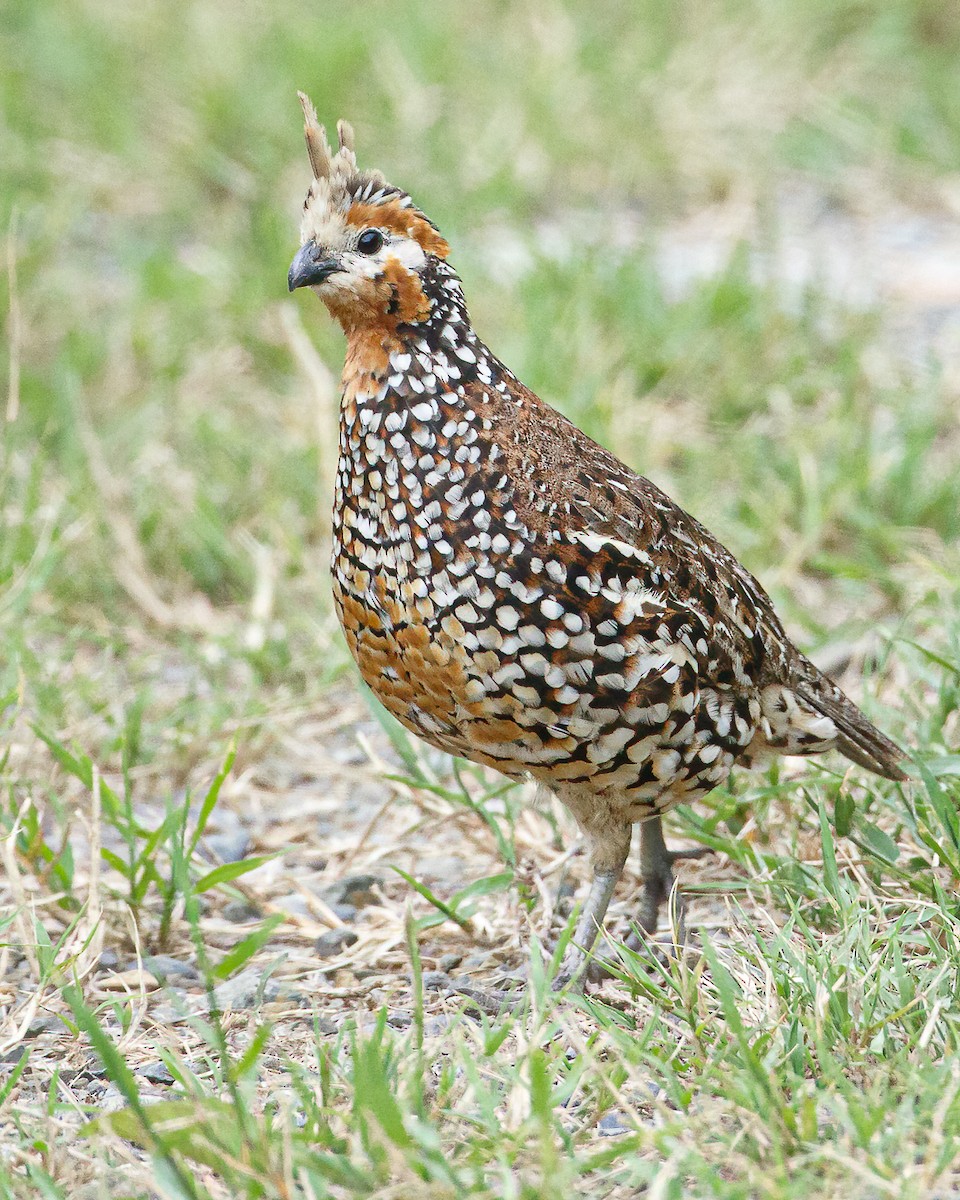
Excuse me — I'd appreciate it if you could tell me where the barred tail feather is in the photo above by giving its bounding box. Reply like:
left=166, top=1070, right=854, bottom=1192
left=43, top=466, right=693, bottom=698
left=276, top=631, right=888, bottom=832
left=796, top=683, right=907, bottom=782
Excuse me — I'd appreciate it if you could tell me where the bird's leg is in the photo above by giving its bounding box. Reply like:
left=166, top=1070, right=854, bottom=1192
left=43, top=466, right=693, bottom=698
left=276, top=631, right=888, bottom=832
left=453, top=823, right=631, bottom=1011
left=576, top=817, right=713, bottom=983
left=554, top=826, right=631, bottom=993
left=555, top=868, right=621, bottom=990
left=451, top=858, right=626, bottom=1014
left=631, top=815, right=711, bottom=943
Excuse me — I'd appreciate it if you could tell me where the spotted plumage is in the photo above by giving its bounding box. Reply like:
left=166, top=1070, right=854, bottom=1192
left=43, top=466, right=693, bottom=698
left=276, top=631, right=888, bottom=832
left=288, top=95, right=906, bottom=988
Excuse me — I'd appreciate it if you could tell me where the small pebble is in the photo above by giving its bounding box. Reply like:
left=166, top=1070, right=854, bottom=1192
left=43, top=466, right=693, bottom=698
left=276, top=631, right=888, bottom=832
left=330, top=903, right=358, bottom=922
left=97, top=1083, right=127, bottom=1114
left=205, top=831, right=251, bottom=864
left=314, top=928, right=359, bottom=957
left=212, top=969, right=283, bottom=1011
left=598, top=1111, right=632, bottom=1137
left=222, top=899, right=262, bottom=923
left=324, top=874, right=381, bottom=909
left=277, top=990, right=311, bottom=1008
left=136, top=956, right=201, bottom=985
left=387, top=1012, right=413, bottom=1029
left=136, top=1061, right=175, bottom=1085
left=439, top=953, right=462, bottom=972
left=273, top=893, right=310, bottom=917
left=25, top=1016, right=63, bottom=1037
left=420, top=971, right=451, bottom=992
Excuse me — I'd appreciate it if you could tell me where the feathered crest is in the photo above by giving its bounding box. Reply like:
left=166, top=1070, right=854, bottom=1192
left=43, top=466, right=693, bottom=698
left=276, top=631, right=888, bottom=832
left=299, top=92, right=357, bottom=180
left=297, top=91, right=394, bottom=208
left=296, top=92, right=449, bottom=256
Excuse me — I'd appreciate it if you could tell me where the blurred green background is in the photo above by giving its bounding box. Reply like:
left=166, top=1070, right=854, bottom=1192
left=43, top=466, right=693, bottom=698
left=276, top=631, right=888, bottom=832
left=2, top=0, right=958, bottom=762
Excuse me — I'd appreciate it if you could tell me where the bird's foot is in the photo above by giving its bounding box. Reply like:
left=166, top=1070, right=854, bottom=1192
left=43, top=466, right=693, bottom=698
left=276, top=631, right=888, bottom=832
left=450, top=971, right=580, bottom=1016
left=445, top=840, right=714, bottom=1004
left=582, top=842, right=713, bottom=983
left=451, top=981, right=520, bottom=1016
left=447, top=945, right=595, bottom=1014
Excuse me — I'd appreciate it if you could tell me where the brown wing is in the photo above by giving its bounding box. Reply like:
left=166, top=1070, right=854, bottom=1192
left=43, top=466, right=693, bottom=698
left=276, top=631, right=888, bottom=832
left=474, top=373, right=906, bottom=780
left=478, top=373, right=791, bottom=692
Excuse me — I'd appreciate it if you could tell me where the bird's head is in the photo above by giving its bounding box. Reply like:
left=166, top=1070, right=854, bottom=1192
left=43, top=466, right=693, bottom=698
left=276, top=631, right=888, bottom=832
left=288, top=93, right=451, bottom=334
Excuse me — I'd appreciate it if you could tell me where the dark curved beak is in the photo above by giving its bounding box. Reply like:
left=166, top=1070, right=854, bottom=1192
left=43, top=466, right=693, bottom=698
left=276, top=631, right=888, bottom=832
left=288, top=242, right=342, bottom=291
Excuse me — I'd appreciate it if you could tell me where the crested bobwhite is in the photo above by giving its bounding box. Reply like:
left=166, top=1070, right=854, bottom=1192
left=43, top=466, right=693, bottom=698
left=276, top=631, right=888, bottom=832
left=287, top=95, right=906, bottom=987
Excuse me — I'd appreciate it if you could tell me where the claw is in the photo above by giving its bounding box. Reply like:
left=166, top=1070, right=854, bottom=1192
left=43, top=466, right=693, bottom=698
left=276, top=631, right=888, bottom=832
left=453, top=983, right=518, bottom=1016
left=454, top=821, right=713, bottom=1001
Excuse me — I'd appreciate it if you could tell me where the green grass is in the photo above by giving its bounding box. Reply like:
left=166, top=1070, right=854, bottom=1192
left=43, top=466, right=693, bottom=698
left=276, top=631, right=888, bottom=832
left=2, top=1, right=960, bottom=1196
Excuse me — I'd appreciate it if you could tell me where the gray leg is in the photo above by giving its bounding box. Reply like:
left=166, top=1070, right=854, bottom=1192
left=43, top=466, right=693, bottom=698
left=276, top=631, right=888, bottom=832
left=455, top=816, right=710, bottom=1009
left=556, top=868, right=621, bottom=991
left=556, top=827, right=631, bottom=992
left=634, top=814, right=711, bottom=940
left=449, top=807, right=631, bottom=1011
left=453, top=859, right=627, bottom=1012
left=451, top=825, right=630, bottom=1012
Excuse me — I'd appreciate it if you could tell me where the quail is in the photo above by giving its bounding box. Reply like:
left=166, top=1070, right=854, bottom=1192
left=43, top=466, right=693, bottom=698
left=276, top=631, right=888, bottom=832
left=287, top=95, right=906, bottom=988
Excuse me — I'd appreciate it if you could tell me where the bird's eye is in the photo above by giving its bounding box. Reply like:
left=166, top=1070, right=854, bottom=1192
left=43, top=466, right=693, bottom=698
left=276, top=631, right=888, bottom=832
left=357, top=229, right=384, bottom=255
